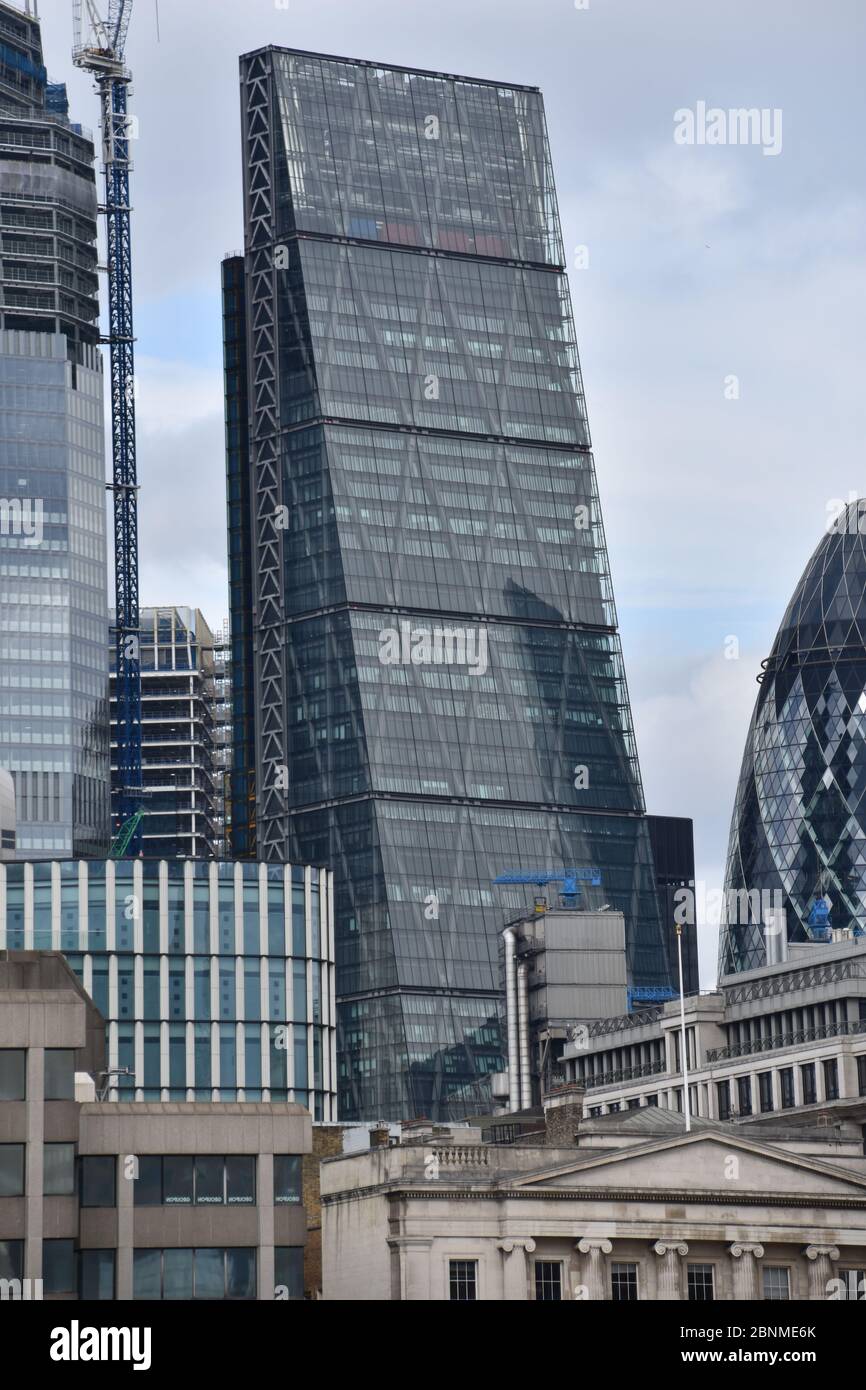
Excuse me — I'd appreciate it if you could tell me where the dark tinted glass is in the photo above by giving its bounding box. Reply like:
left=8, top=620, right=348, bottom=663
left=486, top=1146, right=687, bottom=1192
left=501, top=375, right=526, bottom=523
left=194, top=1155, right=224, bottom=1204
left=0, top=1051, right=25, bottom=1101
left=79, top=1156, right=115, bottom=1207
left=44, top=1049, right=75, bottom=1100
left=274, top=1154, right=301, bottom=1204
left=43, top=1239, right=75, bottom=1294
left=194, top=1248, right=224, bottom=1299
left=43, top=1143, right=75, bottom=1196
left=134, top=1155, right=162, bottom=1206
left=164, top=1248, right=193, bottom=1300
left=79, top=1249, right=115, bottom=1300
left=226, top=1156, right=255, bottom=1205
left=133, top=1249, right=160, bottom=1299
left=275, top=1246, right=303, bottom=1299
left=226, top=1247, right=256, bottom=1299
left=0, top=1145, right=24, bottom=1197
left=163, top=1155, right=193, bottom=1204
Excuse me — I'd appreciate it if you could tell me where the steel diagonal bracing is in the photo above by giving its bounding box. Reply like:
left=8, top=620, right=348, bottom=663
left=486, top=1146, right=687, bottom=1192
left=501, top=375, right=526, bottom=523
left=244, top=54, right=288, bottom=858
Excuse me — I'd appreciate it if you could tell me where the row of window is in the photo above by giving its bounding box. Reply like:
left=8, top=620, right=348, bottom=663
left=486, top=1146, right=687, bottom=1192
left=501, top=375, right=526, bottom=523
left=586, top=1053, right=866, bottom=1119
left=0, top=1241, right=304, bottom=1300
left=449, top=1260, right=866, bottom=1301
left=0, top=1147, right=302, bottom=1206
left=0, top=1046, right=73, bottom=1101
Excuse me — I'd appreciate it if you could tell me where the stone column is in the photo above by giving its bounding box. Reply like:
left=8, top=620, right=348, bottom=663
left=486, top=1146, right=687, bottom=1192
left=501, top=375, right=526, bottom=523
left=653, top=1241, right=688, bottom=1299
left=576, top=1238, right=612, bottom=1300
left=729, top=1242, right=764, bottom=1300
left=497, top=1238, right=536, bottom=1300
left=804, top=1245, right=839, bottom=1300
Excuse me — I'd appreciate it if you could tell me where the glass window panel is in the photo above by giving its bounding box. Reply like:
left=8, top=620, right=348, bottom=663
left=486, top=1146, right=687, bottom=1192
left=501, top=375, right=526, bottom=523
left=274, top=1154, right=301, bottom=1204
left=0, top=1145, right=25, bottom=1197
left=163, top=1247, right=194, bottom=1300
left=226, top=1156, right=255, bottom=1205
left=275, top=1246, right=303, bottom=1300
left=79, top=1249, right=115, bottom=1300
left=133, top=1249, right=161, bottom=1300
left=194, top=1155, right=224, bottom=1204
left=43, top=1239, right=75, bottom=1295
left=194, top=1248, right=225, bottom=1300
left=135, top=1155, right=162, bottom=1206
left=79, top=1156, right=115, bottom=1207
left=226, top=1247, right=256, bottom=1299
left=0, top=1051, right=25, bottom=1101
left=163, top=1155, right=193, bottom=1205
left=44, top=1143, right=75, bottom=1196
left=44, top=1049, right=74, bottom=1100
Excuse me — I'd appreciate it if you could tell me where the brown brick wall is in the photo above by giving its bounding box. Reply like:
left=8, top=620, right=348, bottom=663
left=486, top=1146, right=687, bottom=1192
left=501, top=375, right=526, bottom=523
left=303, top=1125, right=346, bottom=1298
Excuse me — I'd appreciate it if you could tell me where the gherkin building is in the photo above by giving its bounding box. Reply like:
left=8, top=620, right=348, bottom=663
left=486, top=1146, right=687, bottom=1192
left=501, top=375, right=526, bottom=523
left=720, top=499, right=866, bottom=975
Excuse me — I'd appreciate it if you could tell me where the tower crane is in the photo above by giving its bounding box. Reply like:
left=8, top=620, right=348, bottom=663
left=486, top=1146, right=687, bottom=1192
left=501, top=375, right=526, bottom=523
left=72, top=1, right=142, bottom=853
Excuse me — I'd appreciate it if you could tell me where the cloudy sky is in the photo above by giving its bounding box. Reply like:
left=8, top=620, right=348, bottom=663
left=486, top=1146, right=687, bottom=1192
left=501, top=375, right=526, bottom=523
left=38, top=0, right=866, bottom=982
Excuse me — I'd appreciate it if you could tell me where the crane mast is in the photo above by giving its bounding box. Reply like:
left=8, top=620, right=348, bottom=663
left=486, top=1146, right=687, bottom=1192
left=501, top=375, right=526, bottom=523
left=73, top=0, right=142, bottom=854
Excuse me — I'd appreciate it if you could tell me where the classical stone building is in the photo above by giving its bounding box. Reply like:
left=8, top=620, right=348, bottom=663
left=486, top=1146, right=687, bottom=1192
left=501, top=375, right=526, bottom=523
left=321, top=1095, right=866, bottom=1301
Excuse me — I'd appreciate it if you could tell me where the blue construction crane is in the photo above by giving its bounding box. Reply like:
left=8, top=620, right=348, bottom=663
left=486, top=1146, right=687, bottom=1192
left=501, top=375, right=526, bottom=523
left=73, top=1, right=142, bottom=854
left=493, top=868, right=602, bottom=908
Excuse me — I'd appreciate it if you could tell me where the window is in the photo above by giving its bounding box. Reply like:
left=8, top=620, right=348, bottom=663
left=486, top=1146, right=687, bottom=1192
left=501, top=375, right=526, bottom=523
left=823, top=1058, right=839, bottom=1101
left=274, top=1155, right=302, bottom=1204
left=163, top=1155, right=194, bottom=1205
left=44, top=1049, right=75, bottom=1100
left=737, top=1075, right=752, bottom=1116
left=534, top=1261, right=563, bottom=1301
left=837, top=1269, right=866, bottom=1301
left=44, top=1143, right=76, bottom=1196
left=79, top=1156, right=115, bottom=1208
left=0, top=1050, right=25, bottom=1101
left=79, top=1250, right=115, bottom=1300
left=133, top=1248, right=257, bottom=1300
left=449, top=1259, right=477, bottom=1302
left=801, top=1062, right=816, bottom=1105
left=779, top=1067, right=795, bottom=1109
left=858, top=1055, right=866, bottom=1098
left=275, top=1246, right=304, bottom=1300
left=716, top=1080, right=731, bottom=1120
left=194, top=1156, right=224, bottom=1205
left=758, top=1071, right=774, bottom=1112
left=763, top=1266, right=790, bottom=1300
left=43, top=1239, right=76, bottom=1295
left=611, top=1262, right=638, bottom=1301
left=226, top=1156, right=255, bottom=1205
left=646, top=1093, right=659, bottom=1107
left=0, top=1241, right=23, bottom=1283
left=687, top=1264, right=714, bottom=1301
left=0, top=1145, right=24, bottom=1197
left=133, top=1156, right=254, bottom=1206
left=134, top=1155, right=163, bottom=1206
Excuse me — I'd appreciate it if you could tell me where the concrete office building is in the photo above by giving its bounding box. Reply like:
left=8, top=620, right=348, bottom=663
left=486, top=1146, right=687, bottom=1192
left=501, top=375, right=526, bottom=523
left=497, top=904, right=628, bottom=1109
left=226, top=46, right=673, bottom=1121
left=0, top=951, right=309, bottom=1299
left=321, top=1092, right=866, bottom=1301
left=0, top=0, right=110, bottom=859
left=0, top=858, right=337, bottom=1118
left=558, top=934, right=866, bottom=1126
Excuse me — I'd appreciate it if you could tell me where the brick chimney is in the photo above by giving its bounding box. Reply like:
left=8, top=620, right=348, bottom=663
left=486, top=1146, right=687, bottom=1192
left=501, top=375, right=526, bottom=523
left=369, top=1121, right=391, bottom=1149
left=542, top=1083, right=585, bottom=1147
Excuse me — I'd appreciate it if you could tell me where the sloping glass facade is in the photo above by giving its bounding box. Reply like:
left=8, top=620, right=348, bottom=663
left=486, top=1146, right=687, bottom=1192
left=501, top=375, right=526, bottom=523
left=721, top=499, right=866, bottom=975
left=233, top=48, right=671, bottom=1119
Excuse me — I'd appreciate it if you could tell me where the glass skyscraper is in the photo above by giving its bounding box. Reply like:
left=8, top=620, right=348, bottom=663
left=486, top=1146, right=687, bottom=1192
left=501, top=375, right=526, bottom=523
left=227, top=47, right=671, bottom=1118
left=0, top=0, right=110, bottom=857
left=721, top=498, right=866, bottom=975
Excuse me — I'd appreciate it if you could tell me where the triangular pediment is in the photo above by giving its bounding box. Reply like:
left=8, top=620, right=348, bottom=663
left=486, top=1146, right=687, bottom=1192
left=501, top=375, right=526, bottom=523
left=509, top=1130, right=866, bottom=1200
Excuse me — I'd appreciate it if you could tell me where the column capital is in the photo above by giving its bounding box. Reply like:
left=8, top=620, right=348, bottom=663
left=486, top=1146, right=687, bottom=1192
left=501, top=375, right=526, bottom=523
left=729, top=1242, right=764, bottom=1259
left=653, top=1241, right=688, bottom=1257
left=804, top=1245, right=839, bottom=1262
left=577, top=1238, right=612, bottom=1255
left=497, top=1238, right=536, bottom=1255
